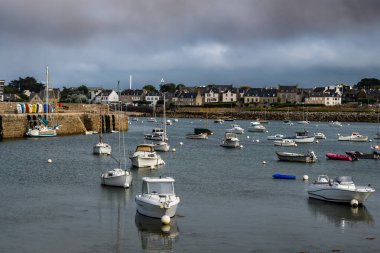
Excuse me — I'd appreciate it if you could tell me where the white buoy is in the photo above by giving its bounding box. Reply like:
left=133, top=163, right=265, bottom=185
left=256, top=139, right=260, bottom=143
left=303, top=175, right=309, bottom=181
left=369, top=139, right=372, bottom=142
left=240, top=145, right=244, bottom=149
left=350, top=199, right=359, bottom=207
left=315, top=140, right=319, bottom=143
left=172, top=148, right=176, bottom=152
left=262, top=161, right=266, bottom=164
left=47, top=159, right=52, bottom=163
left=247, top=136, right=250, bottom=139
left=161, top=215, right=171, bottom=225
left=180, top=142, right=183, bottom=146
left=265, top=130, right=269, bottom=133
left=295, top=144, right=298, bottom=147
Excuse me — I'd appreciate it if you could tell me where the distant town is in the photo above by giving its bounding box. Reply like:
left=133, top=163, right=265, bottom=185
left=0, top=77, right=379, bottom=109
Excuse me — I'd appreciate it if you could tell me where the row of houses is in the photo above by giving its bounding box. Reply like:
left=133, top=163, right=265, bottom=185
left=84, top=84, right=379, bottom=107
left=1, top=81, right=379, bottom=107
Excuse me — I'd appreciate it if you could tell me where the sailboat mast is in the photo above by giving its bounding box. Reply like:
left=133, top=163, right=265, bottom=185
left=46, top=66, right=49, bottom=106
left=117, top=80, right=121, bottom=168
left=163, top=94, right=167, bottom=141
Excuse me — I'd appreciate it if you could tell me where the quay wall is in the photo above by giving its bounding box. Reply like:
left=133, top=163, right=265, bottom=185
left=0, top=113, right=128, bottom=139
left=164, top=110, right=380, bottom=123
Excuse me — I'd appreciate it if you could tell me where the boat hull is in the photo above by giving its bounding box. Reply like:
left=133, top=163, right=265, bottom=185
left=153, top=142, right=170, bottom=152
left=308, top=187, right=375, bottom=204
left=135, top=195, right=180, bottom=218
left=93, top=144, right=111, bottom=155
left=272, top=174, right=296, bottom=179
left=276, top=151, right=317, bottom=163
left=129, top=155, right=165, bottom=168
left=101, top=169, right=132, bottom=188
left=326, top=153, right=353, bottom=161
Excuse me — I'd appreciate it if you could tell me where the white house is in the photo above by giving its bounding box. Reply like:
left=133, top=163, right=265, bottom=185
left=145, top=92, right=160, bottom=106
left=305, top=92, right=341, bottom=106
left=204, top=88, right=219, bottom=103
left=93, top=89, right=119, bottom=104
left=221, top=89, right=237, bottom=102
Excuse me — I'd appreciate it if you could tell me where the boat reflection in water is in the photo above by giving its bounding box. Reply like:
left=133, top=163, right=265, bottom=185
left=307, top=198, right=374, bottom=230
left=135, top=213, right=179, bottom=252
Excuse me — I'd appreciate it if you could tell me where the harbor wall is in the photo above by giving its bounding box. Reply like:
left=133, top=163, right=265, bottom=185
left=0, top=113, right=129, bottom=139
left=165, top=110, right=380, bottom=123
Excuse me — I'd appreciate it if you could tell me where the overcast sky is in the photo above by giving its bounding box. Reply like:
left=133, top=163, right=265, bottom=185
left=1, top=0, right=380, bottom=89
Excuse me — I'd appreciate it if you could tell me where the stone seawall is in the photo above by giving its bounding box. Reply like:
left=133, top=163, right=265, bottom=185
left=164, top=111, right=380, bottom=123
left=0, top=113, right=129, bottom=139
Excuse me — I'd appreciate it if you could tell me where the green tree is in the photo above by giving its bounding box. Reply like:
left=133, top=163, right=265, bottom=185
left=77, top=85, right=89, bottom=95
left=8, top=77, right=44, bottom=93
left=143, top=85, right=157, bottom=93
left=159, top=83, right=176, bottom=93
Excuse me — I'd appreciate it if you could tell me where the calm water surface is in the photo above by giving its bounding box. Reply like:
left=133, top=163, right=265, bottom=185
left=1, top=118, right=379, bottom=252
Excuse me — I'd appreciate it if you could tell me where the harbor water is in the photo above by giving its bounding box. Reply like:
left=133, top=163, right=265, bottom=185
left=1, top=118, right=379, bottom=252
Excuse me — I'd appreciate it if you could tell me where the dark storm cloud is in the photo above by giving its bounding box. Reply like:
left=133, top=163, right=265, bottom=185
left=1, top=0, right=380, bottom=87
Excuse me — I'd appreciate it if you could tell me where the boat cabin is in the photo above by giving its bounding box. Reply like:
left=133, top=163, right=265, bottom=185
left=141, top=177, right=175, bottom=195
left=135, top=144, right=155, bottom=152
left=194, top=128, right=213, bottom=135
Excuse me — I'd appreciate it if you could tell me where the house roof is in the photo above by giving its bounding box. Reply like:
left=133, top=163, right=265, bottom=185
left=278, top=85, right=298, bottom=93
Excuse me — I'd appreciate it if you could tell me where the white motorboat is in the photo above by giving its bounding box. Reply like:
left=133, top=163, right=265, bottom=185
left=135, top=177, right=180, bottom=218
left=165, top=119, right=172, bottom=125
left=129, top=144, right=165, bottom=168
left=283, top=120, right=294, bottom=125
left=247, top=122, right=266, bottom=132
left=220, top=132, right=240, bottom=148
left=307, top=175, right=375, bottom=205
left=186, top=133, right=208, bottom=139
left=267, top=134, right=285, bottom=140
left=173, top=118, right=178, bottom=122
left=101, top=168, right=132, bottom=188
left=338, top=132, right=368, bottom=142
left=297, top=120, right=310, bottom=124
left=329, top=121, right=342, bottom=127
left=276, top=151, right=317, bottom=163
left=144, top=128, right=168, bottom=141
left=313, top=132, right=326, bottom=139
left=214, top=119, right=224, bottom=124
left=132, top=117, right=139, bottom=121
left=225, top=124, right=245, bottom=134
left=147, top=117, right=157, bottom=122
left=290, top=131, right=315, bottom=143
left=273, top=139, right=297, bottom=147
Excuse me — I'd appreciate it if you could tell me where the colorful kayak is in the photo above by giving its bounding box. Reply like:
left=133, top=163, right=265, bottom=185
left=272, top=174, right=296, bottom=180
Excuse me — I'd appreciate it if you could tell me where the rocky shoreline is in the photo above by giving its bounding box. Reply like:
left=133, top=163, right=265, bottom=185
left=136, top=110, right=380, bottom=123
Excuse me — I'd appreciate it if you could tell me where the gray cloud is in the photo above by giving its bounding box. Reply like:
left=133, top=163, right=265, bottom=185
left=1, top=0, right=380, bottom=88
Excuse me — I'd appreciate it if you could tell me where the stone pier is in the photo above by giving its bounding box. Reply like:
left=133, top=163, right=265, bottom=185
left=0, top=112, right=129, bottom=139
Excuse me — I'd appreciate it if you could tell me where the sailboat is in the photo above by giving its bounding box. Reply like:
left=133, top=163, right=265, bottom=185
left=154, top=94, right=170, bottom=152
left=101, top=81, right=132, bottom=188
left=147, top=104, right=157, bottom=122
left=26, top=66, right=61, bottom=137
left=283, top=107, right=293, bottom=125
left=93, top=107, right=112, bottom=155
left=297, top=106, right=310, bottom=124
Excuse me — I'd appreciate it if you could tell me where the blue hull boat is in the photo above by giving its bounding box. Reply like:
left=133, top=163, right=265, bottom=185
left=272, top=174, right=296, bottom=180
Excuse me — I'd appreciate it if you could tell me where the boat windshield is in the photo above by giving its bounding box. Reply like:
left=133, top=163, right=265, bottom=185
left=334, top=176, right=354, bottom=185
left=144, top=182, right=174, bottom=195
left=136, top=145, right=153, bottom=152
